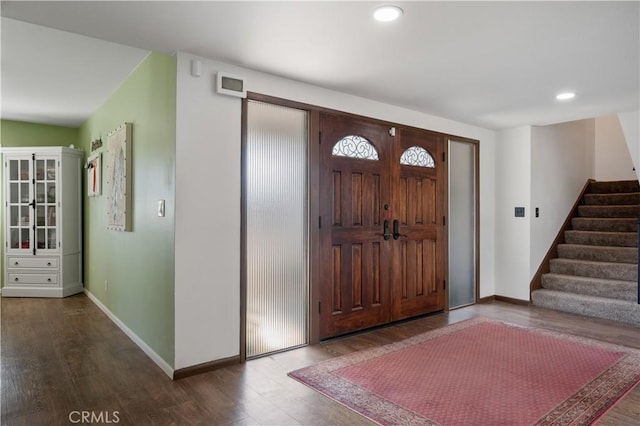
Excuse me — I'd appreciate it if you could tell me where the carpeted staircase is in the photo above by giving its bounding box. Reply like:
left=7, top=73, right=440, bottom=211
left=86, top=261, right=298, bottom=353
left=532, top=180, right=640, bottom=325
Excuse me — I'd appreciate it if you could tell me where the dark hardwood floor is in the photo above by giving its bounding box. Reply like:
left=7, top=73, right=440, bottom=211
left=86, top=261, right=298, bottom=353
left=1, top=294, right=639, bottom=425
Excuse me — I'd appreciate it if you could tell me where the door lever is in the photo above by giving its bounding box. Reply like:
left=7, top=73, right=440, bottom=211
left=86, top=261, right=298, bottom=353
left=393, top=220, right=407, bottom=240
left=380, top=219, right=391, bottom=240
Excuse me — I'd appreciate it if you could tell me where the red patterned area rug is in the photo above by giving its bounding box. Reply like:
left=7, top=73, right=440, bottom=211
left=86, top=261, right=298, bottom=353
left=288, top=318, right=640, bottom=425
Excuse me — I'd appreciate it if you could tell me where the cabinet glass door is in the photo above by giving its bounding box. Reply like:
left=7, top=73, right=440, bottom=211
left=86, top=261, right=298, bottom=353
left=35, top=158, right=57, bottom=250
left=7, top=159, right=32, bottom=250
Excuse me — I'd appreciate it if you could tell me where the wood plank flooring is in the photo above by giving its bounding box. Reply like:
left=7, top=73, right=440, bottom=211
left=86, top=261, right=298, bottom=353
left=1, top=294, right=639, bottom=425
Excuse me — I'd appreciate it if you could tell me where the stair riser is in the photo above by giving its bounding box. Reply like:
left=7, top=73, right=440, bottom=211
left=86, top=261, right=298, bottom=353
left=542, top=275, right=637, bottom=301
left=564, top=231, right=638, bottom=247
left=583, top=193, right=640, bottom=205
left=564, top=231, right=637, bottom=247
left=577, top=205, right=639, bottom=218
left=589, top=180, right=640, bottom=194
left=557, top=245, right=637, bottom=264
left=550, top=259, right=637, bottom=281
left=532, top=291, right=640, bottom=325
left=571, top=218, right=638, bottom=232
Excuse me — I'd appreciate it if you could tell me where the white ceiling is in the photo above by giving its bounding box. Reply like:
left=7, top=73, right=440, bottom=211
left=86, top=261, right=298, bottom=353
left=1, top=17, right=149, bottom=127
left=1, top=1, right=639, bottom=130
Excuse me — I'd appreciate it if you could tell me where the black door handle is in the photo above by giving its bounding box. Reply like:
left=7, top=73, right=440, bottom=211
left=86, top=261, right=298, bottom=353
left=393, top=220, right=407, bottom=240
left=382, top=220, right=391, bottom=240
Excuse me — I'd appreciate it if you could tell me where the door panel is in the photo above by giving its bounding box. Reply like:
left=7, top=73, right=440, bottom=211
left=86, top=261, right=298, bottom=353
left=319, top=114, right=391, bottom=339
left=399, top=176, right=438, bottom=225
left=398, top=238, right=437, bottom=297
left=391, top=128, right=445, bottom=321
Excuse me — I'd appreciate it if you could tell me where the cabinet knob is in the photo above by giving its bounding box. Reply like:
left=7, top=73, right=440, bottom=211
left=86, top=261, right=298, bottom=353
left=14, top=261, right=19, bottom=266
left=47, top=262, right=52, bottom=266
left=14, top=277, right=19, bottom=282
left=47, top=278, right=52, bottom=282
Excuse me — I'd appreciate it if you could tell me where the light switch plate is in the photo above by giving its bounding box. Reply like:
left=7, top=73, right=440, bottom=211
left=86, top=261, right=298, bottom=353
left=158, top=200, right=165, bottom=217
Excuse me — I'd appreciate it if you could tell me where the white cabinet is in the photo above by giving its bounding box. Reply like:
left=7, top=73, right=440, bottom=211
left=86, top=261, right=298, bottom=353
left=2, top=147, right=83, bottom=297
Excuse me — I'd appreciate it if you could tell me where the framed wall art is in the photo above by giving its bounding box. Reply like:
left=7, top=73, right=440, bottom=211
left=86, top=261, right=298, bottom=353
left=105, top=122, right=132, bottom=231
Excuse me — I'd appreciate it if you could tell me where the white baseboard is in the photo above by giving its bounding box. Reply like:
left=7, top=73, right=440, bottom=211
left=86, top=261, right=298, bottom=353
left=84, top=289, right=174, bottom=379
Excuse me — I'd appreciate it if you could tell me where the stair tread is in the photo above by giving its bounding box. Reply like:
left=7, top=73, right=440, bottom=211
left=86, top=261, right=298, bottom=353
left=585, top=192, right=640, bottom=196
left=542, top=273, right=637, bottom=301
left=550, top=257, right=637, bottom=281
left=565, top=230, right=637, bottom=235
left=533, top=289, right=640, bottom=311
left=583, top=193, right=640, bottom=206
left=578, top=205, right=640, bottom=209
left=577, top=204, right=639, bottom=218
left=557, top=243, right=638, bottom=264
left=564, top=230, right=637, bottom=239
left=572, top=218, right=638, bottom=223
left=532, top=289, right=640, bottom=325
left=579, top=204, right=640, bottom=206
left=534, top=288, right=639, bottom=304
left=573, top=217, right=638, bottom=220
left=551, top=258, right=637, bottom=267
left=559, top=243, right=636, bottom=250
left=588, top=180, right=640, bottom=194
left=571, top=217, right=638, bottom=232
left=543, top=272, right=637, bottom=285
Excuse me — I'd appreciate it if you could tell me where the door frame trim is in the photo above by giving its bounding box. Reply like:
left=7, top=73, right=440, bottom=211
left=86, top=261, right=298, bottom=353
left=240, top=92, right=480, bottom=357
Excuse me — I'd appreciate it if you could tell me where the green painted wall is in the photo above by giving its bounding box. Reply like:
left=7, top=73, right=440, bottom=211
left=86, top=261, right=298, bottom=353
left=78, top=52, right=176, bottom=367
left=0, top=120, right=78, bottom=148
left=0, top=121, right=80, bottom=287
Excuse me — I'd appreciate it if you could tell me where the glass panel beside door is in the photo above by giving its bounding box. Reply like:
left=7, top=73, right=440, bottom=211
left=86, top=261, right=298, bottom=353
left=244, top=100, right=309, bottom=359
left=448, top=140, right=478, bottom=309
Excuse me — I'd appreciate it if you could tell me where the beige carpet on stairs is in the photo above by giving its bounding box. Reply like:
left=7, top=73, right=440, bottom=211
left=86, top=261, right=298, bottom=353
left=532, top=180, right=640, bottom=325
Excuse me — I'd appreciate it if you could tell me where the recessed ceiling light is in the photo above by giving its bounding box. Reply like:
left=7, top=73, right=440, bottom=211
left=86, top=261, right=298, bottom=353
left=556, top=92, right=576, bottom=101
left=374, top=5, right=403, bottom=22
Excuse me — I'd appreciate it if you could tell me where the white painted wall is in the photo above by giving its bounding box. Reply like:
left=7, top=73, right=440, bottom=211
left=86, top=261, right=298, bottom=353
left=585, top=118, right=596, bottom=179
left=175, top=61, right=242, bottom=369
left=494, top=126, right=532, bottom=301
left=174, top=53, right=496, bottom=368
left=478, top=136, right=496, bottom=299
left=594, top=115, right=636, bottom=181
left=618, top=110, right=640, bottom=181
left=530, top=120, right=594, bottom=280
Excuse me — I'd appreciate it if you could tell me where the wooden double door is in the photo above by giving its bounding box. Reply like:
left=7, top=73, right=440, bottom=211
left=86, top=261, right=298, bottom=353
left=319, top=113, right=446, bottom=339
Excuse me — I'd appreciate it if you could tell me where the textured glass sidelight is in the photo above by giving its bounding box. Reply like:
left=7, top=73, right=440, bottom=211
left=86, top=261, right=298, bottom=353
left=400, top=146, right=435, bottom=168
left=448, top=141, right=476, bottom=308
left=246, top=100, right=308, bottom=359
left=332, top=135, right=379, bottom=160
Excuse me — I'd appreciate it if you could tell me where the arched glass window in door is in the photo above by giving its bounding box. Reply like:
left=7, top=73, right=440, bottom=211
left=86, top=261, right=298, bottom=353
left=332, top=135, right=379, bottom=160
left=400, top=146, right=436, bottom=168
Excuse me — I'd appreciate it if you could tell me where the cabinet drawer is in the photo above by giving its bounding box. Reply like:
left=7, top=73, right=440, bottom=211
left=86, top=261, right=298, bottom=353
left=7, top=257, right=58, bottom=269
left=8, top=273, right=58, bottom=285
